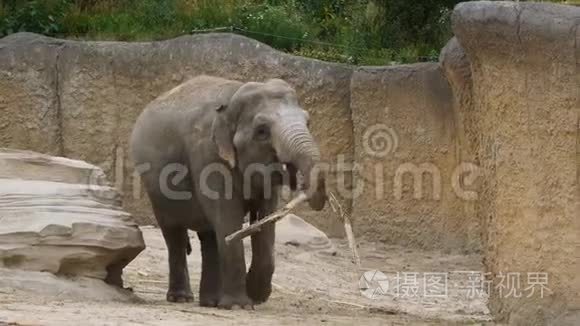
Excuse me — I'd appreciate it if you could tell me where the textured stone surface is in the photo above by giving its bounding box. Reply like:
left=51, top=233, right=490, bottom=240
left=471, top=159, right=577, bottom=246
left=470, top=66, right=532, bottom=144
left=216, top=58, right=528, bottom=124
left=0, top=149, right=145, bottom=286
left=0, top=33, right=62, bottom=155
left=0, top=33, right=468, bottom=248
left=439, top=37, right=476, bottom=167
left=438, top=37, right=482, bottom=252
left=453, top=1, right=580, bottom=324
left=350, top=63, right=479, bottom=252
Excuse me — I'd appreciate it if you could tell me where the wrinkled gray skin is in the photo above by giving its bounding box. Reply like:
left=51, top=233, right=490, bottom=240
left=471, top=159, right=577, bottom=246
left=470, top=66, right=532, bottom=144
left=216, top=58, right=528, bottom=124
left=130, top=75, right=326, bottom=309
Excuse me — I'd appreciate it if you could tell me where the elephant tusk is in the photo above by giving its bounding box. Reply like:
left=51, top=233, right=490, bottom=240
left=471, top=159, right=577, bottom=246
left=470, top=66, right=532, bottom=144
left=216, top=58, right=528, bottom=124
left=224, top=192, right=309, bottom=245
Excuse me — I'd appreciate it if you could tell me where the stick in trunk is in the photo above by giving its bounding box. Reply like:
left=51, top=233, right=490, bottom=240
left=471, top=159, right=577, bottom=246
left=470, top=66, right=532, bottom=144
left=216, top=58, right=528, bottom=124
left=225, top=192, right=309, bottom=245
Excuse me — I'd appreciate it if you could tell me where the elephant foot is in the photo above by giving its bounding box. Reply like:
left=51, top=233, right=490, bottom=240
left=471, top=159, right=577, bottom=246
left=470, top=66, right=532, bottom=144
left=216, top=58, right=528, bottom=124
left=199, top=293, right=220, bottom=307
left=246, top=268, right=273, bottom=304
left=217, top=294, right=254, bottom=310
left=167, top=289, right=194, bottom=303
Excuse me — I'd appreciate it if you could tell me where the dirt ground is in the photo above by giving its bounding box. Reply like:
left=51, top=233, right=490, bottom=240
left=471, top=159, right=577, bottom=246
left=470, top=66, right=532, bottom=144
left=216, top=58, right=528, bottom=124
left=0, top=227, right=493, bottom=325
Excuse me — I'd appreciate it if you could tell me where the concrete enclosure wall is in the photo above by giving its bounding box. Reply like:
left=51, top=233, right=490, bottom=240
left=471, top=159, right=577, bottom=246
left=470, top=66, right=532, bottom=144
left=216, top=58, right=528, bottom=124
left=350, top=64, right=481, bottom=250
left=0, top=31, right=479, bottom=252
left=452, top=2, right=580, bottom=325
left=0, top=3, right=578, bottom=322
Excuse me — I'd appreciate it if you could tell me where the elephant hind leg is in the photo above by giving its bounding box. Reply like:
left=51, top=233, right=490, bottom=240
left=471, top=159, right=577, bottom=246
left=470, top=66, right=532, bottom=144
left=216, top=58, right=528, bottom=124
left=140, top=164, right=199, bottom=303
left=198, top=230, right=221, bottom=307
left=161, top=226, right=194, bottom=303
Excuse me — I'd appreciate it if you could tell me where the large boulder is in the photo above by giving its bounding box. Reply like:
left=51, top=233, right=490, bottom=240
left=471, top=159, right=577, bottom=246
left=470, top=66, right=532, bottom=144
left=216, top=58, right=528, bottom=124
left=275, top=214, right=336, bottom=254
left=0, top=268, right=139, bottom=302
left=0, top=149, right=145, bottom=286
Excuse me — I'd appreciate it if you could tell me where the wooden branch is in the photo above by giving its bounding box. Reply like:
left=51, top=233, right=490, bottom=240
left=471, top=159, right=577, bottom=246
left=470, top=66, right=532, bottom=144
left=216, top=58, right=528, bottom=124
left=225, top=192, right=309, bottom=245
left=328, top=192, right=361, bottom=269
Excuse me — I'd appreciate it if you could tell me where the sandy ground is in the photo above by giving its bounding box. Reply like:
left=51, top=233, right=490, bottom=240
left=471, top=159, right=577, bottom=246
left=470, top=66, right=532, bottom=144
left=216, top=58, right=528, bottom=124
left=0, top=227, right=494, bottom=325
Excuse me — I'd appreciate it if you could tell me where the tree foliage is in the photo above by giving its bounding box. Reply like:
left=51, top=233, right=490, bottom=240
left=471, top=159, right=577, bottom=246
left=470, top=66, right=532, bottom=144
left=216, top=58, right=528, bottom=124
left=0, top=0, right=575, bottom=64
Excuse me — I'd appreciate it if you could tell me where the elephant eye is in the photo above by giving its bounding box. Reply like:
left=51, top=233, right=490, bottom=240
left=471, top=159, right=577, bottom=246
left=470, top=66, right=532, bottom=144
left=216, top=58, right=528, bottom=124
left=254, top=124, right=270, bottom=141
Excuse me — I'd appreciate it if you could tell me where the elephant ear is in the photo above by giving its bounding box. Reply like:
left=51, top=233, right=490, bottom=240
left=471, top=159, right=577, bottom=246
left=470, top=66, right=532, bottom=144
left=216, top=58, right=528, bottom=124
left=211, top=104, right=236, bottom=168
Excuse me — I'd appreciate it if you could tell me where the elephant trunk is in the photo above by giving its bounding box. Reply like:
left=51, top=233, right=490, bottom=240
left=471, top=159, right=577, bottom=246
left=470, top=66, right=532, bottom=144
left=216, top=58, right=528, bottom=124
left=274, top=119, right=327, bottom=211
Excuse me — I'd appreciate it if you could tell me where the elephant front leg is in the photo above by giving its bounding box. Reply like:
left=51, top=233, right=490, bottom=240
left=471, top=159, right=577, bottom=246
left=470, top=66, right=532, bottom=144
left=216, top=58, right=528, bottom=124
left=162, top=227, right=194, bottom=303
left=195, top=161, right=252, bottom=309
left=215, top=229, right=253, bottom=309
left=246, top=219, right=275, bottom=304
left=212, top=210, right=253, bottom=310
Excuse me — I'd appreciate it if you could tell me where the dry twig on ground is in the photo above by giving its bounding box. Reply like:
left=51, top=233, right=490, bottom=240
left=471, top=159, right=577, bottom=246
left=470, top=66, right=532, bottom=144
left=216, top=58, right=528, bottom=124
left=328, top=192, right=361, bottom=269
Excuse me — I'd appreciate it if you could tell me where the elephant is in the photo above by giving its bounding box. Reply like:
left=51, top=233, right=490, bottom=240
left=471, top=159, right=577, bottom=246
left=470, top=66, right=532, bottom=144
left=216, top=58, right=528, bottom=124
left=129, top=75, right=327, bottom=309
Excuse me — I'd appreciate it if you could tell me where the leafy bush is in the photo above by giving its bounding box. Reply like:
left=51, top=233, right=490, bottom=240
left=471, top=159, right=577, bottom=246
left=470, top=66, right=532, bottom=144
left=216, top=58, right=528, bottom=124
left=0, top=0, right=469, bottom=64
left=235, top=3, right=313, bottom=51
left=185, top=1, right=235, bottom=30
left=1, top=0, right=71, bottom=36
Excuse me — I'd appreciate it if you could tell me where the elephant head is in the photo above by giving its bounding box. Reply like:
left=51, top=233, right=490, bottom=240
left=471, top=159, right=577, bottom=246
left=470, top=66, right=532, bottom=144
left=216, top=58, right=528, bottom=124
left=211, top=79, right=326, bottom=210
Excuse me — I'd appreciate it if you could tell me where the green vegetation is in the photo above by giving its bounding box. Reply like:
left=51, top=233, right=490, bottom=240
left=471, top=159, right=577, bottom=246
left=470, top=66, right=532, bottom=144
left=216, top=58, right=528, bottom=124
left=0, top=0, right=576, bottom=65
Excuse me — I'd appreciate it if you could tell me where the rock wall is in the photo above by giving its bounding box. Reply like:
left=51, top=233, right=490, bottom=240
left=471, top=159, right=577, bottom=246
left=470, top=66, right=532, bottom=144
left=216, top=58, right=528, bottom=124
left=0, top=31, right=469, bottom=248
left=0, top=34, right=62, bottom=155
left=439, top=37, right=482, bottom=253
left=453, top=1, right=580, bottom=325
left=350, top=63, right=480, bottom=252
